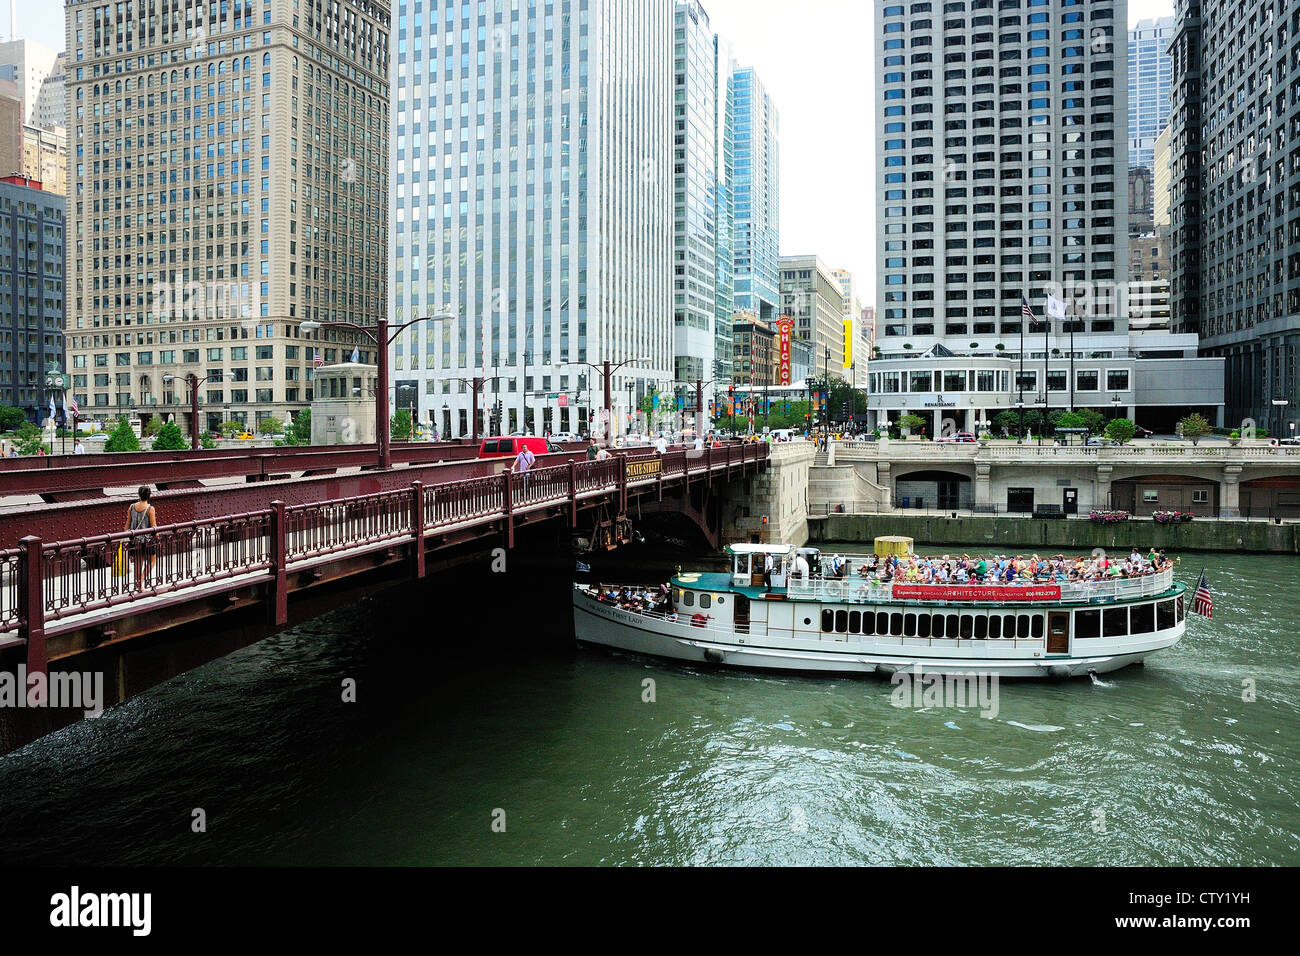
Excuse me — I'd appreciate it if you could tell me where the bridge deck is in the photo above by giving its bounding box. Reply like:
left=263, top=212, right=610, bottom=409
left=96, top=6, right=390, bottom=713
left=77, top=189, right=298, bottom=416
left=0, top=443, right=769, bottom=662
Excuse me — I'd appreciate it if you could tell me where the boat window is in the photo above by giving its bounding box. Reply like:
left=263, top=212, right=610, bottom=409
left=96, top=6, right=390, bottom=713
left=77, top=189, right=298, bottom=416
left=700, top=594, right=712, bottom=609
left=1176, top=594, right=1184, bottom=621
left=918, top=613, right=931, bottom=638
left=988, top=615, right=1002, bottom=639
left=1017, top=614, right=1031, bottom=639
left=961, top=615, right=974, bottom=639
left=821, top=609, right=834, bottom=632
left=862, top=610, right=876, bottom=635
left=904, top=613, right=917, bottom=637
left=1103, top=607, right=1127, bottom=637
left=890, top=612, right=904, bottom=636
left=716, top=596, right=725, bottom=605
left=499, top=440, right=513, bottom=453
left=1004, top=614, right=1017, bottom=638
left=1130, top=603, right=1154, bottom=634
left=835, top=610, right=848, bottom=633
left=946, top=613, right=959, bottom=638
left=849, top=610, right=862, bottom=634
left=1030, top=615, right=1044, bottom=638
left=1157, top=600, right=1175, bottom=630
left=877, top=612, right=890, bottom=635
left=683, top=592, right=694, bottom=607
left=1075, top=609, right=1100, bottom=638
left=974, top=615, right=988, bottom=639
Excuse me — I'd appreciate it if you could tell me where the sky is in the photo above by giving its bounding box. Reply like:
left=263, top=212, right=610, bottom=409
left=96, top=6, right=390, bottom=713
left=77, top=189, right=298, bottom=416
left=11, top=0, right=1176, bottom=307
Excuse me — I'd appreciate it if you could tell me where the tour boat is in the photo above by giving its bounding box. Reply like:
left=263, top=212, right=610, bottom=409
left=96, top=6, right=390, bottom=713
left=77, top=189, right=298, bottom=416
left=572, top=543, right=1188, bottom=678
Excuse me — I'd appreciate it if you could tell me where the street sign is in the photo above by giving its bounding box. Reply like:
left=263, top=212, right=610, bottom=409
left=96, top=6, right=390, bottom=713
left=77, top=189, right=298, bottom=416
left=558, top=394, right=568, bottom=407
left=547, top=392, right=558, bottom=399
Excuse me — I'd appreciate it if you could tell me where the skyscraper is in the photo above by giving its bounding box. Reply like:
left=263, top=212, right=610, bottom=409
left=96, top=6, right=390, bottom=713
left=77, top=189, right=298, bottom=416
left=1167, top=0, right=1299, bottom=434
left=713, top=34, right=736, bottom=383
left=869, top=0, right=1221, bottom=437
left=64, top=0, right=390, bottom=433
left=1128, top=16, right=1174, bottom=172
left=392, top=0, right=673, bottom=440
left=673, top=0, right=720, bottom=386
left=731, top=64, right=779, bottom=321
left=0, top=37, right=58, bottom=127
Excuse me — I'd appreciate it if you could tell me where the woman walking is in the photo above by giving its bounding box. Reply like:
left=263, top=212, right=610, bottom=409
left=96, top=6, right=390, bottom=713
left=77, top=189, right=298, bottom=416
left=125, top=485, right=158, bottom=591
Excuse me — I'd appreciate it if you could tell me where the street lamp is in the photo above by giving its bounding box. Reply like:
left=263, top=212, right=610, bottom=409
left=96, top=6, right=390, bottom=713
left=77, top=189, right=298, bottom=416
left=163, top=371, right=222, bottom=449
left=1015, top=399, right=1025, bottom=443
left=560, top=356, right=652, bottom=444
left=300, top=309, right=454, bottom=469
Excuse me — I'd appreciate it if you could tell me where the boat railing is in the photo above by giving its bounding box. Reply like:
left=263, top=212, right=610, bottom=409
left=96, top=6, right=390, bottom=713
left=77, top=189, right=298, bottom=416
left=786, top=566, right=1174, bottom=604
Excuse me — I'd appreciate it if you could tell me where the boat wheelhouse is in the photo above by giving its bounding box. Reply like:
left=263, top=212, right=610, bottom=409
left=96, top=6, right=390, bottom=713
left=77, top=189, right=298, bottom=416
left=572, top=544, right=1188, bottom=678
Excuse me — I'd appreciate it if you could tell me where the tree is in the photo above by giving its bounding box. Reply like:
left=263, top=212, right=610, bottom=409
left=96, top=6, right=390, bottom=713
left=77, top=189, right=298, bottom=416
left=0, top=405, right=26, bottom=432
left=257, top=416, right=285, bottom=435
left=151, top=421, right=188, bottom=451
left=218, top=420, right=243, bottom=437
left=105, top=416, right=141, bottom=452
left=896, top=413, right=926, bottom=434
left=14, top=422, right=45, bottom=455
left=391, top=408, right=413, bottom=441
left=1105, top=417, right=1136, bottom=445
left=143, top=414, right=164, bottom=437
left=1178, top=412, right=1212, bottom=445
left=289, top=409, right=311, bottom=444
left=200, top=432, right=217, bottom=450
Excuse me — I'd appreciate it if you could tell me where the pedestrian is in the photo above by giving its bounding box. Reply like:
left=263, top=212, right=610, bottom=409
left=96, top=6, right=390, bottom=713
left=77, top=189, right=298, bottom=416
left=655, top=434, right=667, bottom=454
left=763, top=551, right=774, bottom=592
left=36, top=446, right=46, bottom=456
left=511, top=440, right=536, bottom=494
left=125, top=485, right=158, bottom=592
left=693, top=434, right=704, bottom=451
left=586, top=438, right=599, bottom=461
left=74, top=439, right=85, bottom=455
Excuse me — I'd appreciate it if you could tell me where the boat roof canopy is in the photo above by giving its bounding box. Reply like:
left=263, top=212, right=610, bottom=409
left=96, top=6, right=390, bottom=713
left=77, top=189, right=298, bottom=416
left=726, top=543, right=820, bottom=555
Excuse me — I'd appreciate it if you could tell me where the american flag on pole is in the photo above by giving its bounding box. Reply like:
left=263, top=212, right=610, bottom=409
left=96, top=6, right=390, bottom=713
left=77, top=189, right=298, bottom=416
left=1193, top=571, right=1213, bottom=618
left=66, top=394, right=78, bottom=417
left=1021, top=295, right=1035, bottom=321
left=313, top=348, right=323, bottom=368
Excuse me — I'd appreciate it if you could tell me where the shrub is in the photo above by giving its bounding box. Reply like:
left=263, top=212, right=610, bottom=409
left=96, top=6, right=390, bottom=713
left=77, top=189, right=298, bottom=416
left=257, top=416, right=285, bottom=435
left=1153, top=510, right=1196, bottom=524
left=391, top=409, right=414, bottom=441
left=1177, top=412, right=1212, bottom=444
left=1104, top=417, right=1136, bottom=445
left=142, top=415, right=164, bottom=437
left=104, top=417, right=141, bottom=452
left=200, top=432, right=217, bottom=450
left=151, top=421, right=188, bottom=451
left=0, top=405, right=28, bottom=431
left=14, top=422, right=46, bottom=456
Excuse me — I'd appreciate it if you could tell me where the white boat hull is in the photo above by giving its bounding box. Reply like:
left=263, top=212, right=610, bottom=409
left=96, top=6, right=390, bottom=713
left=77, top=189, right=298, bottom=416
left=573, top=587, right=1184, bottom=679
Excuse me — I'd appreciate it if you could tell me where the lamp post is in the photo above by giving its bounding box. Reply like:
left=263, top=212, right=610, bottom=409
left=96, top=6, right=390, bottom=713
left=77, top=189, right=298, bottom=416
left=162, top=372, right=221, bottom=450
left=1272, top=397, right=1288, bottom=437
left=1015, top=399, right=1025, bottom=443
left=1035, top=393, right=1048, bottom=446
left=300, top=310, right=454, bottom=469
left=561, top=356, right=651, bottom=445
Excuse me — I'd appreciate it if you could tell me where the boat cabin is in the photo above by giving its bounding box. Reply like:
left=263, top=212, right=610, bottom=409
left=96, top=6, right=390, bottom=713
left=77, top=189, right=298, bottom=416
left=726, top=543, right=820, bottom=589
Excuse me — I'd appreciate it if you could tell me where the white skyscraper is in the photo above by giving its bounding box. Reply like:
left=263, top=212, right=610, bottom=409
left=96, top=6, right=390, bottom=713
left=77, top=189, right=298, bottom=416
left=0, top=37, right=58, bottom=127
left=392, top=0, right=674, bottom=439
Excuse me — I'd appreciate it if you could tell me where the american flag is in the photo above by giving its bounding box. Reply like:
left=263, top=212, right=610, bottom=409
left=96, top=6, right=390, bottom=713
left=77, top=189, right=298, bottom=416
left=1193, top=571, right=1213, bottom=618
left=66, top=394, right=78, bottom=417
left=1021, top=295, right=1035, bottom=321
left=313, top=348, right=322, bottom=368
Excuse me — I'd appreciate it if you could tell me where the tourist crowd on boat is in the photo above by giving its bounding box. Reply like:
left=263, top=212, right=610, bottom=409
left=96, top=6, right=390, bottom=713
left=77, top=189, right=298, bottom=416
left=817, top=549, right=1173, bottom=585
left=593, top=584, right=674, bottom=615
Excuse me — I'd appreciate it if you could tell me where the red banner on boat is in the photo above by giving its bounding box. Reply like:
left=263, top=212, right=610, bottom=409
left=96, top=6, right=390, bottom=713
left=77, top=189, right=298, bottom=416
left=891, top=584, right=1061, bottom=602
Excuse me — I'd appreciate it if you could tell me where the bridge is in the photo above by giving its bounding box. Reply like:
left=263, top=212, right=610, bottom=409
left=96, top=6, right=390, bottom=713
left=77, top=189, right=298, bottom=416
left=0, top=443, right=770, bottom=697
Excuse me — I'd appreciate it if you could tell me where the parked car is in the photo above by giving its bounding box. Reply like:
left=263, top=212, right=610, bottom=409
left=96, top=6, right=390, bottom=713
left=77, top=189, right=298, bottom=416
left=84, top=433, right=110, bottom=442
left=935, top=432, right=977, bottom=443
left=1133, top=425, right=1154, bottom=438
left=236, top=432, right=255, bottom=440
left=477, top=436, right=562, bottom=458
left=1086, top=436, right=1119, bottom=446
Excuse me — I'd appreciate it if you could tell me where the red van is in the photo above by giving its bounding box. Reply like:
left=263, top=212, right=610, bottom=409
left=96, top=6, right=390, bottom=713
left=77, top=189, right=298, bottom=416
left=477, top=435, right=563, bottom=458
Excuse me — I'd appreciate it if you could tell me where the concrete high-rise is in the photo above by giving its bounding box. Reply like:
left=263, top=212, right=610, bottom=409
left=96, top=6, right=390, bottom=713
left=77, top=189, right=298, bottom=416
left=1128, top=16, right=1174, bottom=172
left=64, top=0, right=391, bottom=433
left=0, top=37, right=58, bottom=127
left=780, top=254, right=846, bottom=378
left=1167, top=0, right=1300, bottom=434
left=731, top=65, right=779, bottom=321
left=392, top=0, right=674, bottom=440
left=869, top=0, right=1222, bottom=437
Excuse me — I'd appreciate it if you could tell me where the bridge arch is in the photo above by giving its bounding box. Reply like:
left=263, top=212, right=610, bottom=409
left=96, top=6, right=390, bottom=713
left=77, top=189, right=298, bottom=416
left=893, top=468, right=973, bottom=511
left=1241, top=476, right=1300, bottom=519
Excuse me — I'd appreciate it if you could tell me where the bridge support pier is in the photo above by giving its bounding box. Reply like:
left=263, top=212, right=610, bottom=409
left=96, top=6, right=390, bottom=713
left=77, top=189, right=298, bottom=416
left=1221, top=465, right=1242, bottom=519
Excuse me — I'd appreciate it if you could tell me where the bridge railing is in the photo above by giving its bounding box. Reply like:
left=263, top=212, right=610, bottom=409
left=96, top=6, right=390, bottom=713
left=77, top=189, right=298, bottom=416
left=2, top=442, right=768, bottom=655
left=38, top=513, right=275, bottom=623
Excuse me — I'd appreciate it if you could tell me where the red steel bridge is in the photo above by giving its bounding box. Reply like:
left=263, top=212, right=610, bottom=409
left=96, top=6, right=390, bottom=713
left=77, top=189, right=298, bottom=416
left=0, top=442, right=769, bottom=685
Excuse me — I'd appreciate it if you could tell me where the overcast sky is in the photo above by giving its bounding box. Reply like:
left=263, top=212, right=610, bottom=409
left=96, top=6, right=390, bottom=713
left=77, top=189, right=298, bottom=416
left=12, top=0, right=1175, bottom=304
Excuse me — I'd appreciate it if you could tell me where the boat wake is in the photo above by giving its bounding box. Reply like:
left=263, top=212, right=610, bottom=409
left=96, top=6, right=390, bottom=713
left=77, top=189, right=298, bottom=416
left=1089, top=672, right=1117, bottom=688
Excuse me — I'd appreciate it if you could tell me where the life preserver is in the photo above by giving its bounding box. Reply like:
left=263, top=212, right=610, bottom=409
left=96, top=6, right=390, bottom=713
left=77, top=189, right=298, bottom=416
left=690, top=613, right=708, bottom=628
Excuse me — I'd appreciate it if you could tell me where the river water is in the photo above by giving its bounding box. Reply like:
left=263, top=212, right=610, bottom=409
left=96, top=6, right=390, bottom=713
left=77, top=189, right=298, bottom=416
left=0, top=546, right=1296, bottom=866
